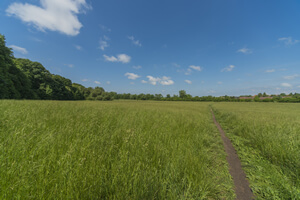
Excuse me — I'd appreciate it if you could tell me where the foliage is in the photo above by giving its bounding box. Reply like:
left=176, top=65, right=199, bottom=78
left=0, top=34, right=33, bottom=99
left=0, top=34, right=111, bottom=101
left=14, top=58, right=85, bottom=100
left=179, top=90, right=187, bottom=98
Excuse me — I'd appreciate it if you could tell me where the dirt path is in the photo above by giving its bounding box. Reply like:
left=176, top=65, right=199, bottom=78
left=211, top=110, right=254, bottom=200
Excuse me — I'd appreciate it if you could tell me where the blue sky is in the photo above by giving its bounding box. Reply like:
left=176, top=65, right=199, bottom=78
left=1, top=0, right=300, bottom=96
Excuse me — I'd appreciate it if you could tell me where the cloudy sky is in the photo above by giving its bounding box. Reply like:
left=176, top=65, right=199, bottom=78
left=1, top=0, right=300, bottom=96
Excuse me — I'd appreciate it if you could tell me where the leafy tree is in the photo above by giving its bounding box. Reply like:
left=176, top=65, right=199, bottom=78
left=154, top=94, right=163, bottom=100
left=280, top=93, right=286, bottom=97
left=0, top=34, right=14, bottom=98
left=138, top=93, right=146, bottom=100
left=14, top=58, right=53, bottom=99
left=96, top=96, right=103, bottom=101
left=179, top=90, right=187, bottom=98
left=0, top=35, right=35, bottom=99
left=130, top=94, right=137, bottom=100
left=71, top=83, right=85, bottom=100
left=254, top=96, right=260, bottom=102
left=14, top=58, right=84, bottom=100
left=262, top=92, right=267, bottom=97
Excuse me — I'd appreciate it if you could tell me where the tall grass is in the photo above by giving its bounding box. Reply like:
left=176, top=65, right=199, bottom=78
left=0, top=100, right=235, bottom=199
left=212, top=102, right=300, bottom=199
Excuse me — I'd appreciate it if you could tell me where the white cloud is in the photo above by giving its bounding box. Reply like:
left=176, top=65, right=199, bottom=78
left=103, top=54, right=131, bottom=63
left=103, top=55, right=118, bottom=62
left=160, top=76, right=174, bottom=86
left=283, top=74, right=298, bottom=80
left=6, top=0, right=91, bottom=36
left=297, top=85, right=300, bottom=88
left=281, top=83, right=292, bottom=87
left=99, top=41, right=108, bottom=51
left=125, top=72, right=140, bottom=80
left=103, top=35, right=109, bottom=40
left=99, top=24, right=111, bottom=32
left=141, top=80, right=147, bottom=84
left=221, top=65, right=235, bottom=72
left=74, top=45, right=82, bottom=50
left=189, top=65, right=202, bottom=71
left=8, top=45, right=28, bottom=54
left=31, top=37, right=42, bottom=42
left=185, top=68, right=192, bottom=75
left=172, top=63, right=181, bottom=68
left=185, top=80, right=192, bottom=84
left=94, top=81, right=101, bottom=84
left=65, top=64, right=74, bottom=68
left=118, top=54, right=131, bottom=63
left=99, top=36, right=109, bottom=51
left=147, top=76, right=160, bottom=85
left=128, top=36, right=142, bottom=47
left=265, top=69, right=275, bottom=73
left=106, top=81, right=111, bottom=85
left=146, top=76, right=174, bottom=86
left=81, top=79, right=89, bottom=82
left=133, top=65, right=142, bottom=69
left=217, top=81, right=223, bottom=85
left=237, top=47, right=252, bottom=54
left=184, top=65, right=202, bottom=75
left=278, top=37, right=299, bottom=46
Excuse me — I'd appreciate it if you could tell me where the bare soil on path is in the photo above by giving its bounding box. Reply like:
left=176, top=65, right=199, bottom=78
left=211, top=110, right=254, bottom=200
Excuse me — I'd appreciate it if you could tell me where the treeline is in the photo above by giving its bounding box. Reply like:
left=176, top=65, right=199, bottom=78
left=85, top=89, right=300, bottom=102
left=0, top=34, right=111, bottom=100
left=1, top=34, right=300, bottom=102
left=112, top=92, right=300, bottom=102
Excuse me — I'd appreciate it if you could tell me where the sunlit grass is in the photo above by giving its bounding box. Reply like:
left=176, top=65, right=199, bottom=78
left=212, top=102, right=300, bottom=199
left=0, top=100, right=235, bottom=199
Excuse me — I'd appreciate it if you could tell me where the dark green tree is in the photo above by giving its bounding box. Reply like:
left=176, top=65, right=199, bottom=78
left=179, top=90, right=187, bottom=98
left=0, top=34, right=34, bottom=99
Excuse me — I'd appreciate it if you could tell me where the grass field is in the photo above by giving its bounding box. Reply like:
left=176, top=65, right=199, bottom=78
left=2, top=100, right=300, bottom=199
left=0, top=100, right=235, bottom=199
left=212, top=102, right=300, bottom=199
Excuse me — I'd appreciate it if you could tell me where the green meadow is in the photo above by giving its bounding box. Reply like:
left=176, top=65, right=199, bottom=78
left=1, top=100, right=300, bottom=199
left=0, top=100, right=234, bottom=199
left=212, top=102, right=300, bottom=199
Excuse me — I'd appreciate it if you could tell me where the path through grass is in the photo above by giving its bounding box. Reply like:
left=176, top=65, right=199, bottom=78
left=212, top=102, right=300, bottom=199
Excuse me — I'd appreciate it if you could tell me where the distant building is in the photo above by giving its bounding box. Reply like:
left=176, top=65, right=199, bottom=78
left=239, top=96, right=254, bottom=100
left=259, top=97, right=273, bottom=100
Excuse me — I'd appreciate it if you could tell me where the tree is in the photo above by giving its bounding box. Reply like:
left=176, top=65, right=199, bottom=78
left=257, top=93, right=263, bottom=97
left=262, top=92, right=267, bottom=97
left=130, top=94, right=137, bottom=100
left=154, top=94, right=163, bottom=100
left=138, top=93, right=146, bottom=100
left=254, top=96, right=260, bottom=102
left=179, top=90, right=187, bottom=98
left=0, top=35, right=35, bottom=99
left=280, top=93, right=286, bottom=97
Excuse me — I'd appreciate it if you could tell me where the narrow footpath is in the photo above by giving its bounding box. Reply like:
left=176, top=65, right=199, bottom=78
left=211, top=110, right=254, bottom=200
